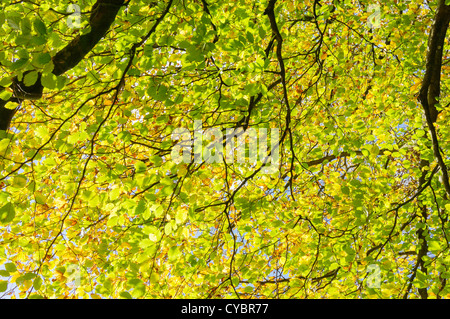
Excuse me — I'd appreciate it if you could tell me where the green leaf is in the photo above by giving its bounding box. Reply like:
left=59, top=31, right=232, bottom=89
left=414, top=269, right=428, bottom=288
left=4, top=101, right=18, bottom=110
left=134, top=161, right=147, bottom=173
left=155, top=85, right=168, bottom=101
left=120, top=291, right=133, bottom=299
left=18, top=49, right=29, bottom=60
left=144, top=225, right=160, bottom=242
left=175, top=210, right=187, bottom=224
left=370, top=145, right=380, bottom=156
left=138, top=238, right=153, bottom=249
left=0, top=139, right=10, bottom=153
left=0, top=90, right=12, bottom=101
left=12, top=175, right=27, bottom=188
left=15, top=35, right=31, bottom=46
left=41, top=73, right=57, bottom=89
left=33, top=19, right=47, bottom=36
left=0, top=281, right=7, bottom=293
left=341, top=186, right=350, bottom=195
left=0, top=78, right=12, bottom=87
left=133, top=199, right=147, bottom=216
left=33, top=276, right=42, bottom=290
left=23, top=71, right=39, bottom=87
left=109, top=188, right=121, bottom=201
left=164, top=223, right=172, bottom=235
left=118, top=131, right=132, bottom=142
left=36, top=53, right=51, bottom=65
left=11, top=58, right=28, bottom=70
left=168, top=246, right=181, bottom=261
left=132, top=284, right=146, bottom=298
left=7, top=16, right=21, bottom=30
left=0, top=203, right=15, bottom=225
left=23, top=272, right=36, bottom=280
left=1, top=0, right=450, bottom=300
left=106, top=215, right=118, bottom=227
left=244, top=285, right=253, bottom=293
left=149, top=155, right=162, bottom=166
left=128, top=278, right=143, bottom=287
left=35, top=192, right=47, bottom=205
left=4, top=263, right=16, bottom=273
left=21, top=18, right=32, bottom=35
left=428, top=240, right=441, bottom=253
left=56, top=75, right=67, bottom=89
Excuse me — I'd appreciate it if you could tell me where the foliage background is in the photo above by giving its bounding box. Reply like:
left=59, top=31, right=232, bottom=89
left=0, top=0, right=450, bottom=299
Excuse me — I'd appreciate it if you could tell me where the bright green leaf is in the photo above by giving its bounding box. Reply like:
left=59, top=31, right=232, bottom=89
left=0, top=90, right=12, bottom=101
left=41, top=73, right=57, bottom=89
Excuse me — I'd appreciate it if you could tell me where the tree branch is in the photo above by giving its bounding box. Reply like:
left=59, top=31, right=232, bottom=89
left=418, top=0, right=450, bottom=197
left=0, top=0, right=126, bottom=131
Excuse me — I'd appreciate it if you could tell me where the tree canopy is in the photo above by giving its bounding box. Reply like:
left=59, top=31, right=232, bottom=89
left=0, top=0, right=450, bottom=299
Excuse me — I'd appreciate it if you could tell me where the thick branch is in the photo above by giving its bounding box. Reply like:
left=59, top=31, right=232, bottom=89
left=0, top=0, right=125, bottom=131
left=419, top=1, right=450, bottom=123
left=52, top=0, right=125, bottom=75
left=418, top=0, right=450, bottom=197
left=303, top=149, right=392, bottom=167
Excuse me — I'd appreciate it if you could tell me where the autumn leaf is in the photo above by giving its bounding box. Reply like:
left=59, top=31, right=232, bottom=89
left=0, top=0, right=449, bottom=301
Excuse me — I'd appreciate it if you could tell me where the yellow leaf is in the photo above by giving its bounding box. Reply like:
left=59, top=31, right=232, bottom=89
left=23, top=280, right=32, bottom=290
left=148, top=233, right=158, bottom=242
left=4, top=101, right=19, bottom=110
left=175, top=209, right=187, bottom=224
left=11, top=273, right=21, bottom=283
left=410, top=81, right=421, bottom=94
left=34, top=192, right=47, bottom=205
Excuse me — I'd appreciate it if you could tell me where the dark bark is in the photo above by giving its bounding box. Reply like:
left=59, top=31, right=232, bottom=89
left=0, top=0, right=125, bottom=131
left=418, top=1, right=450, bottom=124
left=418, top=0, right=450, bottom=198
